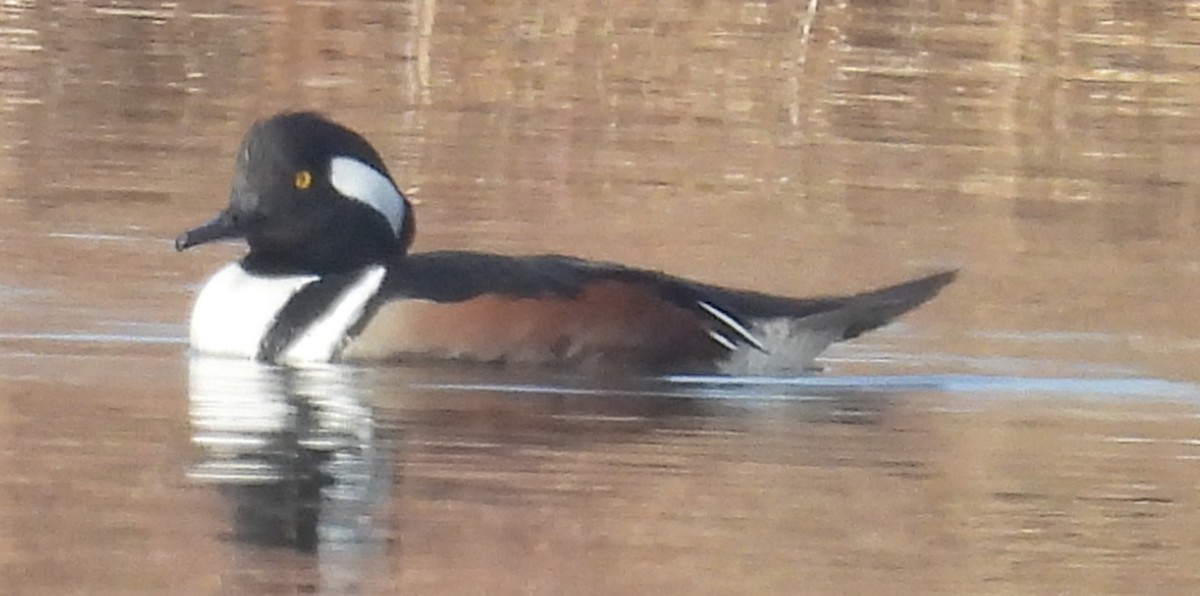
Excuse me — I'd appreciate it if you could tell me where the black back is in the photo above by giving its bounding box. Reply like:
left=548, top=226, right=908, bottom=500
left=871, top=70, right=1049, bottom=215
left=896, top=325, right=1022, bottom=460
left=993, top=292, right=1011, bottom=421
left=379, top=251, right=955, bottom=343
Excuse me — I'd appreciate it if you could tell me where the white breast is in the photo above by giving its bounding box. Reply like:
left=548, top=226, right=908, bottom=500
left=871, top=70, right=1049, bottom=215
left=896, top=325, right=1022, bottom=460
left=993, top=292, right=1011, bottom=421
left=189, top=263, right=318, bottom=359
left=188, top=263, right=388, bottom=363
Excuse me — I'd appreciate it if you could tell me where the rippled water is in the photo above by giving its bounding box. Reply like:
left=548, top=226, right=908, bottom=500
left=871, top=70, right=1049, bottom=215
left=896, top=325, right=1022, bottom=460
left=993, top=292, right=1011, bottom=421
left=2, top=1, right=1200, bottom=594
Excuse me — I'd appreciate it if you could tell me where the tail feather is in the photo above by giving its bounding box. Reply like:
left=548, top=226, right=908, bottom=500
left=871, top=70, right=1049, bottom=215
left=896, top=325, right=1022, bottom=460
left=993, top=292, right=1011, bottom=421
left=712, top=270, right=956, bottom=374
left=836, top=269, right=957, bottom=340
left=698, top=269, right=957, bottom=330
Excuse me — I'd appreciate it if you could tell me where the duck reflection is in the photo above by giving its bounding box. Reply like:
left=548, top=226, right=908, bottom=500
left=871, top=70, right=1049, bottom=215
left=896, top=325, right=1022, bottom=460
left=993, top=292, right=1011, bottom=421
left=186, top=356, right=390, bottom=554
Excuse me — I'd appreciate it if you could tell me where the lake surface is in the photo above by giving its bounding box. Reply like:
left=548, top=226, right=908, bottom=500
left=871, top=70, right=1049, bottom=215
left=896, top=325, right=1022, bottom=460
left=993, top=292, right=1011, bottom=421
left=2, top=1, right=1200, bottom=594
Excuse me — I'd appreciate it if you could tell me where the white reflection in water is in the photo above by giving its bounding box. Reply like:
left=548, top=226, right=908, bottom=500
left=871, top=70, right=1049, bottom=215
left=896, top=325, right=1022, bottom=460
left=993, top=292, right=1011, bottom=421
left=187, top=356, right=390, bottom=563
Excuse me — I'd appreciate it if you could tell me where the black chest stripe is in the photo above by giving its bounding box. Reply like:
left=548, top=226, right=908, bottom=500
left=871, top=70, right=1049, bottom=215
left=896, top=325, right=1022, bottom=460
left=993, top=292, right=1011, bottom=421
left=257, top=272, right=364, bottom=362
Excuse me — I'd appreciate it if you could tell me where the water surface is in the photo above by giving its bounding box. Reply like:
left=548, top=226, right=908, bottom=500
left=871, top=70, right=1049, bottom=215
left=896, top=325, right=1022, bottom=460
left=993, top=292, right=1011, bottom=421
left=2, top=1, right=1200, bottom=594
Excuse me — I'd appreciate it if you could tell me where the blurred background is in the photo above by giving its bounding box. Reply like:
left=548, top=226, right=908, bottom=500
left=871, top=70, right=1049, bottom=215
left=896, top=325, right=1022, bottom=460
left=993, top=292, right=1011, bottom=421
left=1, top=1, right=1199, bottom=594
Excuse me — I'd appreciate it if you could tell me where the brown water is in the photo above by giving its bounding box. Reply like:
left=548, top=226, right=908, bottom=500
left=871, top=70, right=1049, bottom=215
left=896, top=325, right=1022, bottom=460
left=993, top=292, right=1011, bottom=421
left=2, top=1, right=1200, bottom=594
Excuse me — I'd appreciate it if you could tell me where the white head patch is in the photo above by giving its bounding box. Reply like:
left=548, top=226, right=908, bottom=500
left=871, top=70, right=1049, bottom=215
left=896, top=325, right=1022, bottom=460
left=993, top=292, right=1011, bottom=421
left=329, top=156, right=406, bottom=236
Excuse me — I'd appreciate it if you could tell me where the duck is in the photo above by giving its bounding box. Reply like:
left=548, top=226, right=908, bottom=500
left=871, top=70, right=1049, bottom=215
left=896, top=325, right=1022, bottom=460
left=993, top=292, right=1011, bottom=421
left=176, top=111, right=956, bottom=373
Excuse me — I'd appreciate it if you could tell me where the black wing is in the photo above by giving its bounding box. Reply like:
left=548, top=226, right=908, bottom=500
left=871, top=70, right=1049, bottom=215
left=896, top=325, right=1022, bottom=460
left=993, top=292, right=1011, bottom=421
left=383, top=251, right=955, bottom=349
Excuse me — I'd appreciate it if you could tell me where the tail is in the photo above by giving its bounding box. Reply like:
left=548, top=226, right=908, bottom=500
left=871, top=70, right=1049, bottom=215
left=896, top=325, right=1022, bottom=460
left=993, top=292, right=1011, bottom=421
left=690, top=269, right=957, bottom=342
left=836, top=270, right=957, bottom=340
left=708, top=270, right=956, bottom=374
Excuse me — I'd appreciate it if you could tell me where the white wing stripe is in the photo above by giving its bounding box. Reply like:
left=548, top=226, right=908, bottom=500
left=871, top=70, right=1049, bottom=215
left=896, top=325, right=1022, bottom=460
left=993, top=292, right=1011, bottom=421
left=697, top=301, right=765, bottom=351
left=706, top=329, right=739, bottom=351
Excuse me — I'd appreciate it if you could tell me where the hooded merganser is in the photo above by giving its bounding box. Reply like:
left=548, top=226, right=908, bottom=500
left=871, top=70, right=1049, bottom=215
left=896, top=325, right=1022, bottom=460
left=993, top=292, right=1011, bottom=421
left=176, top=111, right=956, bottom=373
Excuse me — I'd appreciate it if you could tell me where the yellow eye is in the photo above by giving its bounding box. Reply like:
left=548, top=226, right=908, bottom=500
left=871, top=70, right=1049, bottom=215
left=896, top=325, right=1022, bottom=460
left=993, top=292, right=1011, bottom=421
left=294, top=170, right=313, bottom=190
